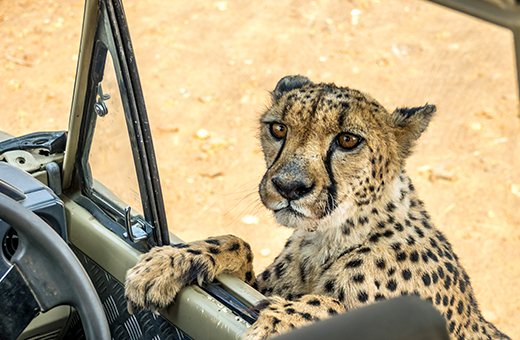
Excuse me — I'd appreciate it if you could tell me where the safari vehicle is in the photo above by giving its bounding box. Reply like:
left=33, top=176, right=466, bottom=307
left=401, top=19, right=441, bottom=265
left=0, top=0, right=264, bottom=339
left=0, top=0, right=516, bottom=339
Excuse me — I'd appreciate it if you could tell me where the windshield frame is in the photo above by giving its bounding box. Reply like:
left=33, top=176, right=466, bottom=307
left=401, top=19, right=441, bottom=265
left=62, top=0, right=169, bottom=247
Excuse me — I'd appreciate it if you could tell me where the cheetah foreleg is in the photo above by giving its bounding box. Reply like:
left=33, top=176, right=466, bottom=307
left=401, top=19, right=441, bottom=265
left=243, top=294, right=345, bottom=340
left=125, top=234, right=255, bottom=314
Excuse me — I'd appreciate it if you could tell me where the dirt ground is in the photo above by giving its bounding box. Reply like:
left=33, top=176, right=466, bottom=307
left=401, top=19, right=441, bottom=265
left=1, top=0, right=520, bottom=337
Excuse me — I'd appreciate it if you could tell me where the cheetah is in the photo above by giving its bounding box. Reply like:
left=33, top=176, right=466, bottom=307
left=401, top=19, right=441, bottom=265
left=125, top=75, right=510, bottom=340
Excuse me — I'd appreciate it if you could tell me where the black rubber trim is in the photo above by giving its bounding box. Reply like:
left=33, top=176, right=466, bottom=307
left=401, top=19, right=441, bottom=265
left=105, top=0, right=169, bottom=246
left=202, top=282, right=258, bottom=324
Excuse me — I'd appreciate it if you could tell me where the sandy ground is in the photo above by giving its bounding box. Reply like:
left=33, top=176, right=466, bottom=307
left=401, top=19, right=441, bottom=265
left=1, top=0, right=519, bottom=337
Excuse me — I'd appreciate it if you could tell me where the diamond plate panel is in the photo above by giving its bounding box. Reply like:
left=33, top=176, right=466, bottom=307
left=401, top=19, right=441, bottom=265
left=63, top=246, right=192, bottom=340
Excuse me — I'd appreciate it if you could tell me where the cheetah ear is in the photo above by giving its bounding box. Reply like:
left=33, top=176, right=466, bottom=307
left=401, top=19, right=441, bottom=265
left=391, top=104, right=436, bottom=158
left=271, top=75, right=314, bottom=102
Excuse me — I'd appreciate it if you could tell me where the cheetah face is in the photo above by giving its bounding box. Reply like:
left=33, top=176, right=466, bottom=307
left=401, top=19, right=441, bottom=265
left=259, top=76, right=435, bottom=231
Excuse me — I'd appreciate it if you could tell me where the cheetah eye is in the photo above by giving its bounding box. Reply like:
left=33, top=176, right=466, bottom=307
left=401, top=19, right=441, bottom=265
left=337, top=133, right=363, bottom=150
left=269, top=123, right=288, bottom=140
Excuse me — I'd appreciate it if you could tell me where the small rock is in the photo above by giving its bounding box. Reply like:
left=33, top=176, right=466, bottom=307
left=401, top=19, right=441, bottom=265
left=417, top=165, right=433, bottom=177
left=200, top=137, right=229, bottom=155
left=155, top=127, right=179, bottom=135
left=195, top=129, right=210, bottom=140
left=448, top=43, right=460, bottom=50
left=376, top=58, right=389, bottom=67
left=200, top=172, right=224, bottom=179
left=198, top=96, right=213, bottom=103
left=392, top=44, right=411, bottom=57
left=418, top=164, right=456, bottom=182
left=241, top=215, right=259, bottom=224
left=214, top=1, right=227, bottom=11
left=195, top=153, right=209, bottom=161
left=475, top=111, right=494, bottom=119
left=260, top=248, right=271, bottom=257
left=470, top=122, right=482, bottom=130
left=430, top=168, right=456, bottom=182
left=350, top=9, right=360, bottom=25
left=435, top=31, right=451, bottom=40
left=511, top=184, right=520, bottom=197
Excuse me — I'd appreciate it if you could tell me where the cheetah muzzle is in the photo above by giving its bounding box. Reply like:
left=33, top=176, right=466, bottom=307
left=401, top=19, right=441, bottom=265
left=125, top=75, right=510, bottom=340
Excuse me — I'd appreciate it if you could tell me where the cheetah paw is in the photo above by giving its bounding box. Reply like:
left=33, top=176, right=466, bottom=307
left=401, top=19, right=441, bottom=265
left=125, top=244, right=218, bottom=314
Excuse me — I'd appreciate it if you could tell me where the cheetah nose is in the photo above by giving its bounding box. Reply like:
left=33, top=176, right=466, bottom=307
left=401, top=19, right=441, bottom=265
left=272, top=176, right=314, bottom=200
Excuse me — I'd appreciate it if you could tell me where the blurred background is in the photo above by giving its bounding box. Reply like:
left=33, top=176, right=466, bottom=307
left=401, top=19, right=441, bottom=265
left=1, top=0, right=519, bottom=337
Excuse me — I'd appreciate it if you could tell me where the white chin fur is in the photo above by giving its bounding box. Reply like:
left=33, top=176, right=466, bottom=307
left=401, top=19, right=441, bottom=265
left=289, top=202, right=314, bottom=219
left=270, top=201, right=289, bottom=211
left=274, top=210, right=318, bottom=231
left=273, top=200, right=353, bottom=232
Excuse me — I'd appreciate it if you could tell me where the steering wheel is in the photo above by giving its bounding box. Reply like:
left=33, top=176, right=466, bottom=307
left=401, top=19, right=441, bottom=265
left=0, top=192, right=110, bottom=340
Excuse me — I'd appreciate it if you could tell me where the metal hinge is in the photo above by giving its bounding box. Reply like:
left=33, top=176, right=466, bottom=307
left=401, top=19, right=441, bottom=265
left=123, top=206, right=147, bottom=243
left=94, top=84, right=111, bottom=117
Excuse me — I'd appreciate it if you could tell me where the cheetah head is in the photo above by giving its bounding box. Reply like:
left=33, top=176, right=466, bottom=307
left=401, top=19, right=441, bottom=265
left=258, top=75, right=435, bottom=232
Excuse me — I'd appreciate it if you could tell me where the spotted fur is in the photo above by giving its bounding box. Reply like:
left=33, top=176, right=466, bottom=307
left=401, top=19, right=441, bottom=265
left=125, top=75, right=510, bottom=340
left=125, top=235, right=255, bottom=313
